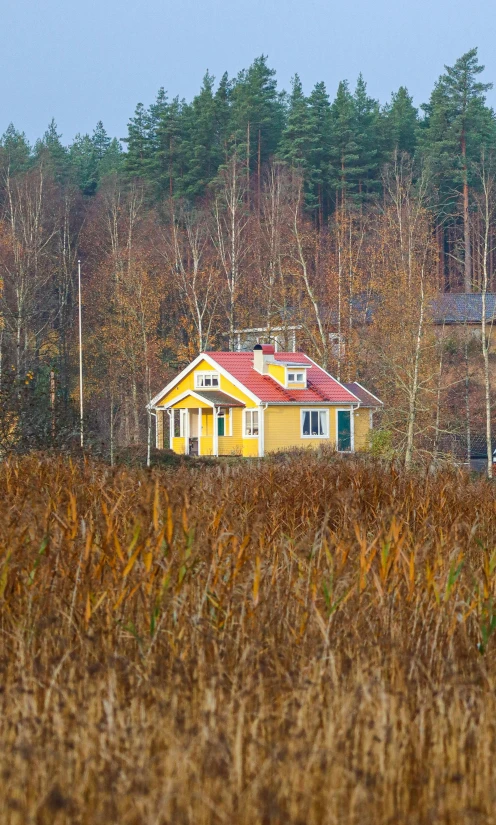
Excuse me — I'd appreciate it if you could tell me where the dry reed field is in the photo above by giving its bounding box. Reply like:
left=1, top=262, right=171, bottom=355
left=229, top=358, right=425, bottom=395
left=1, top=452, right=496, bottom=825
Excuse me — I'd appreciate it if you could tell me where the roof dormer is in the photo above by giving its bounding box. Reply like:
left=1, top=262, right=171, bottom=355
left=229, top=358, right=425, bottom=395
left=286, top=366, right=307, bottom=388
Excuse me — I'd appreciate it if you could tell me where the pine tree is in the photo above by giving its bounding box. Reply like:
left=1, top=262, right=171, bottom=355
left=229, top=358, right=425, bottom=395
left=307, top=81, right=332, bottom=220
left=154, top=95, right=184, bottom=199
left=0, top=124, right=31, bottom=174
left=279, top=76, right=313, bottom=170
left=353, top=74, right=381, bottom=204
left=68, top=133, right=96, bottom=194
left=34, top=119, right=69, bottom=183
left=92, top=121, right=111, bottom=162
left=124, top=102, right=153, bottom=181
left=381, top=87, right=418, bottom=157
left=214, top=72, right=232, bottom=155
left=99, top=138, right=123, bottom=180
left=329, top=81, right=359, bottom=208
left=180, top=72, right=224, bottom=198
left=230, top=56, right=284, bottom=180
left=419, top=48, right=496, bottom=290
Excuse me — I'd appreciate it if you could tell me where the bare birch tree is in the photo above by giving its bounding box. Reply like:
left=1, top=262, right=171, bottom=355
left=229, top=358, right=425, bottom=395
left=213, top=150, right=251, bottom=350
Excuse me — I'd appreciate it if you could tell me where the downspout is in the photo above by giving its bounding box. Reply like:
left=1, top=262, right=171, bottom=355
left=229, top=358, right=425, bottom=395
left=350, top=402, right=360, bottom=452
left=166, top=409, right=173, bottom=450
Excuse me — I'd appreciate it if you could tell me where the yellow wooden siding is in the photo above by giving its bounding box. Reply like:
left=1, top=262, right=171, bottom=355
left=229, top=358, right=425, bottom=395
left=264, top=406, right=340, bottom=453
left=242, top=438, right=259, bottom=457
left=201, top=410, right=213, bottom=437
left=219, top=407, right=243, bottom=455
left=267, top=363, right=286, bottom=385
left=200, top=436, right=214, bottom=456
left=354, top=409, right=371, bottom=450
left=172, top=437, right=185, bottom=453
left=218, top=374, right=256, bottom=407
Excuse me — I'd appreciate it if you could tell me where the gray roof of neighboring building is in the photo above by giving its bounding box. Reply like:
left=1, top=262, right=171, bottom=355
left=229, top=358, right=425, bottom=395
left=343, top=382, right=383, bottom=408
left=432, top=293, right=496, bottom=324
left=194, top=390, right=245, bottom=407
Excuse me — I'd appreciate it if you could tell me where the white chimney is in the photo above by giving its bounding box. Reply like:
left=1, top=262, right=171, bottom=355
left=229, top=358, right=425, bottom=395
left=253, top=343, right=275, bottom=374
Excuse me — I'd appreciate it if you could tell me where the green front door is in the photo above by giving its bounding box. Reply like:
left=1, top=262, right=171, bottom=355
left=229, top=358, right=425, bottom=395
left=337, top=410, right=351, bottom=451
left=217, top=415, right=225, bottom=436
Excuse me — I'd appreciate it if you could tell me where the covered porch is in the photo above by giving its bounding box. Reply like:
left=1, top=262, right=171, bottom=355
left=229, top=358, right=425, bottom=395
left=162, top=390, right=244, bottom=457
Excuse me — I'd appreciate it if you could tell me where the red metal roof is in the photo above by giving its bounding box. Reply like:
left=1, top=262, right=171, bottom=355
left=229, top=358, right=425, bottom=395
left=205, top=351, right=360, bottom=404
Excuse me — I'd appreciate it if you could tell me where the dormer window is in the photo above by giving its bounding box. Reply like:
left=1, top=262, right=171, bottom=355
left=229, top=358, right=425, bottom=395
left=286, top=367, right=307, bottom=387
left=195, top=372, right=219, bottom=389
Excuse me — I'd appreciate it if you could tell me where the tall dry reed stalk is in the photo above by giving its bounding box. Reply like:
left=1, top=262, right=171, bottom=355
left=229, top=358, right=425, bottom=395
left=1, top=452, right=496, bottom=824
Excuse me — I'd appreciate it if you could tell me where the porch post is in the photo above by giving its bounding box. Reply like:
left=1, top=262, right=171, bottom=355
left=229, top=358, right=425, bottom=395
left=258, top=405, right=265, bottom=458
left=198, top=408, right=202, bottom=456
left=213, top=406, right=219, bottom=457
left=185, top=409, right=190, bottom=455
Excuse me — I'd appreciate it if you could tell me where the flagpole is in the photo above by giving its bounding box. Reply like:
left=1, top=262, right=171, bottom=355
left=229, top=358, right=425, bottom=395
left=78, top=259, right=84, bottom=449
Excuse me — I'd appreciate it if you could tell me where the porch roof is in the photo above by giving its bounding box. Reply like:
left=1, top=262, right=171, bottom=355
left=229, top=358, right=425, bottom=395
left=193, top=390, right=245, bottom=407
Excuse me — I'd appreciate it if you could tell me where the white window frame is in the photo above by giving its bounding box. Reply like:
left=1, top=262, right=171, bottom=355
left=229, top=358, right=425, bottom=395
left=244, top=409, right=259, bottom=438
left=287, top=370, right=306, bottom=384
left=195, top=372, right=220, bottom=389
left=286, top=367, right=307, bottom=388
left=301, top=408, right=329, bottom=439
left=336, top=407, right=354, bottom=452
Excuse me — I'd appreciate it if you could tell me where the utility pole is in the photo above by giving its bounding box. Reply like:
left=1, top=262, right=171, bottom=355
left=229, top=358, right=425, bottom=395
left=78, top=259, right=84, bottom=449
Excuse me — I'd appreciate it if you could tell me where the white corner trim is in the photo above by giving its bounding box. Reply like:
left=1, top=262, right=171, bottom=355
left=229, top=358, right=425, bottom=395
left=258, top=404, right=267, bottom=457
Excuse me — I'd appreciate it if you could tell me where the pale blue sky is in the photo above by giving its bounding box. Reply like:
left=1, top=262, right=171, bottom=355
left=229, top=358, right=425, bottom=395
left=1, top=0, right=495, bottom=145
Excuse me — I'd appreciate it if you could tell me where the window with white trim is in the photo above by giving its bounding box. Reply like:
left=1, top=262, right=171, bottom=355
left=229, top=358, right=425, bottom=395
left=244, top=409, right=259, bottom=437
left=287, top=370, right=306, bottom=384
left=301, top=409, right=329, bottom=438
left=195, top=372, right=219, bottom=388
left=172, top=409, right=185, bottom=438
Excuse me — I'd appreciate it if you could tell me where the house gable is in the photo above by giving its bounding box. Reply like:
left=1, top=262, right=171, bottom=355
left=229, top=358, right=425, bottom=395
left=153, top=355, right=259, bottom=410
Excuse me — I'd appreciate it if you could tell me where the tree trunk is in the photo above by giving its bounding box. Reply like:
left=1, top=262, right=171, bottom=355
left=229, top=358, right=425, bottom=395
left=464, top=325, right=471, bottom=468
left=110, top=393, right=115, bottom=467
left=404, top=278, right=426, bottom=469
left=433, top=322, right=446, bottom=464
left=480, top=172, right=493, bottom=478
left=462, top=133, right=472, bottom=292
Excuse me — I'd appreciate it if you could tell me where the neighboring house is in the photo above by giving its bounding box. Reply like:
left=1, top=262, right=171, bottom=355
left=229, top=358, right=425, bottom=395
left=432, top=293, right=496, bottom=342
left=149, top=344, right=382, bottom=457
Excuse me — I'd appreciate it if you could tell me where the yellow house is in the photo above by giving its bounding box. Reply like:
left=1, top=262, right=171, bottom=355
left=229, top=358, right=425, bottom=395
left=149, top=344, right=382, bottom=457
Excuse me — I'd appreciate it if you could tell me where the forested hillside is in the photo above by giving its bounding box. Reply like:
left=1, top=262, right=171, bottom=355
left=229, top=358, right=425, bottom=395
left=1, top=48, right=496, bottom=460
